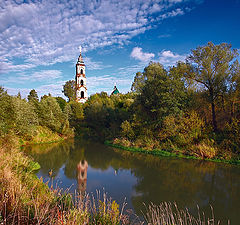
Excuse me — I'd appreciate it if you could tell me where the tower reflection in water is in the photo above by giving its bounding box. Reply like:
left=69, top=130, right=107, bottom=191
left=77, top=160, right=88, bottom=193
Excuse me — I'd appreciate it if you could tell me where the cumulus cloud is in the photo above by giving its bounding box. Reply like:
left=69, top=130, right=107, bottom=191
left=0, top=0, right=198, bottom=73
left=159, top=50, right=186, bottom=66
left=130, top=47, right=155, bottom=62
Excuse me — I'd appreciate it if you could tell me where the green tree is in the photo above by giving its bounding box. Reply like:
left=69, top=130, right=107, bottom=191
left=62, top=80, right=76, bottom=102
left=184, top=42, right=239, bottom=132
left=27, top=89, right=39, bottom=102
left=131, top=62, right=166, bottom=93
left=0, top=87, right=15, bottom=136
left=12, top=97, right=39, bottom=136
left=38, top=97, right=65, bottom=133
left=136, top=62, right=188, bottom=129
left=56, top=97, right=67, bottom=111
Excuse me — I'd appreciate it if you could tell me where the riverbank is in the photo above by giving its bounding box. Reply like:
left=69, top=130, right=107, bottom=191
left=105, top=140, right=240, bottom=166
left=0, top=135, right=129, bottom=224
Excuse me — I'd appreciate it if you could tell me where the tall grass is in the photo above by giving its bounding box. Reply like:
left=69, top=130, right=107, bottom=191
left=144, top=202, right=228, bottom=225
left=0, top=140, right=133, bottom=224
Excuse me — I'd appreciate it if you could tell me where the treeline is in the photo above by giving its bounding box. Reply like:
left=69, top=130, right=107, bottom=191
left=64, top=42, right=240, bottom=161
left=0, top=88, right=74, bottom=145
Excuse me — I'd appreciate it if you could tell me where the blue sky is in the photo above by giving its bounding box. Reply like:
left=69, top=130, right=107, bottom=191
left=0, top=0, right=240, bottom=98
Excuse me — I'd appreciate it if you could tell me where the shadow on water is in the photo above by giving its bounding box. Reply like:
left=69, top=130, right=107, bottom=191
left=24, top=138, right=240, bottom=224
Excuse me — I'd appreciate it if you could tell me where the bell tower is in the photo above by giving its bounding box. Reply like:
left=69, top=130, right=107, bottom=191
left=76, top=46, right=88, bottom=103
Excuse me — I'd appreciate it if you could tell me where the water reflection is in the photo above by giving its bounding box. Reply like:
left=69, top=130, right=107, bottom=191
left=24, top=138, right=240, bottom=224
left=77, top=160, right=88, bottom=193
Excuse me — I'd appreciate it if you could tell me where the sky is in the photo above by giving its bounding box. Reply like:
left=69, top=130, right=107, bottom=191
left=0, top=0, right=240, bottom=99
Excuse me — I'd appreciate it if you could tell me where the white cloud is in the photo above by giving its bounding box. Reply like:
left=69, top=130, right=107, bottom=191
left=0, top=70, right=62, bottom=85
left=0, top=0, right=197, bottom=73
left=159, top=50, right=186, bottom=66
left=159, top=8, right=185, bottom=19
left=130, top=47, right=155, bottom=62
left=84, top=57, right=112, bottom=70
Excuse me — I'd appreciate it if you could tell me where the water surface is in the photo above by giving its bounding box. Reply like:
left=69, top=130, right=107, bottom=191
left=24, top=139, right=240, bottom=224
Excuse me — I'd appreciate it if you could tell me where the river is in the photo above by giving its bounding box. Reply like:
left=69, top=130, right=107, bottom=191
left=24, top=138, right=240, bottom=224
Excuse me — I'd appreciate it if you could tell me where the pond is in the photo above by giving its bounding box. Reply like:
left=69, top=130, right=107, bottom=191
left=24, top=138, right=240, bottom=224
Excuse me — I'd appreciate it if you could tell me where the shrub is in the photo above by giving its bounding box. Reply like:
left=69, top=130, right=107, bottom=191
left=120, top=120, right=135, bottom=140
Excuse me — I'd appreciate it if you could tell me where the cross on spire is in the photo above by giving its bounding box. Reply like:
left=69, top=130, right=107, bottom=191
left=79, top=45, right=82, bottom=54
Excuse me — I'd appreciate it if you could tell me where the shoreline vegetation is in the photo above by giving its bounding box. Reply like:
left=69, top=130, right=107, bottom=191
left=105, top=140, right=240, bottom=166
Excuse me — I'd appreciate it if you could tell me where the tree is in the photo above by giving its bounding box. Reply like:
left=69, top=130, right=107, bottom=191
left=17, top=91, right=21, bottom=99
left=0, top=87, right=15, bottom=135
left=62, top=80, right=76, bottom=102
left=136, top=62, right=188, bottom=129
left=184, top=42, right=239, bottom=132
left=131, top=62, right=165, bottom=93
left=27, top=89, right=39, bottom=102
left=56, top=97, right=67, bottom=111
left=38, top=97, right=65, bottom=133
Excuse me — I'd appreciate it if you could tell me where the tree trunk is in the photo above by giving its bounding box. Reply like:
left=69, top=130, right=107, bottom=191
left=210, top=88, right=218, bottom=132
left=211, top=101, right=218, bottom=132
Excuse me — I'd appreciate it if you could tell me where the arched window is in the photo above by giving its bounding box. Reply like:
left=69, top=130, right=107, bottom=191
left=81, top=91, right=84, bottom=98
left=80, top=69, right=83, bottom=74
left=80, top=79, right=84, bottom=86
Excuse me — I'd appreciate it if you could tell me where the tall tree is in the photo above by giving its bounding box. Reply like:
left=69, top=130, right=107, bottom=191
left=136, top=62, right=188, bottom=129
left=183, top=42, right=239, bottom=132
left=131, top=62, right=165, bottom=93
left=62, top=80, right=76, bottom=102
left=27, top=89, right=39, bottom=102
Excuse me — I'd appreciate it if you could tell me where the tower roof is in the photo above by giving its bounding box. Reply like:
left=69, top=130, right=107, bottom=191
left=111, top=85, right=120, bottom=95
left=77, top=52, right=84, bottom=64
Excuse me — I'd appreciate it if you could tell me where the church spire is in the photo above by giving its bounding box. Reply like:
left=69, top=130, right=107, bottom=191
left=77, top=45, right=84, bottom=64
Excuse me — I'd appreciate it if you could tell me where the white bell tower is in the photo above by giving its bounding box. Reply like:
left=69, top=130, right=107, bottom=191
left=76, top=46, right=88, bottom=103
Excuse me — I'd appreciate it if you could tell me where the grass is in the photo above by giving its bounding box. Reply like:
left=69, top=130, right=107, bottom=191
left=105, top=140, right=240, bottom=166
left=19, top=126, right=65, bottom=146
left=144, top=202, right=226, bottom=225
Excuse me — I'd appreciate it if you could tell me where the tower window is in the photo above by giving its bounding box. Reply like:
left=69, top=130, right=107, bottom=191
left=81, top=69, right=83, bottom=74
left=81, top=91, right=84, bottom=98
left=81, top=79, right=84, bottom=86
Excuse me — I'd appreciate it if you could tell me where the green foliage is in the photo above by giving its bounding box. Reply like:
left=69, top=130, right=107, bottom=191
left=221, top=119, right=240, bottom=154
left=91, top=199, right=120, bottom=225
left=184, top=42, right=239, bottom=131
left=70, top=101, right=84, bottom=120
left=135, top=62, right=188, bottom=130
left=120, top=120, right=135, bottom=140
left=131, top=62, right=166, bottom=93
left=38, top=96, right=66, bottom=134
left=0, top=88, right=15, bottom=136
left=12, top=97, right=39, bottom=137
left=56, top=96, right=67, bottom=111
left=83, top=92, right=131, bottom=141
left=27, top=89, right=39, bottom=102
left=62, top=80, right=76, bottom=102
